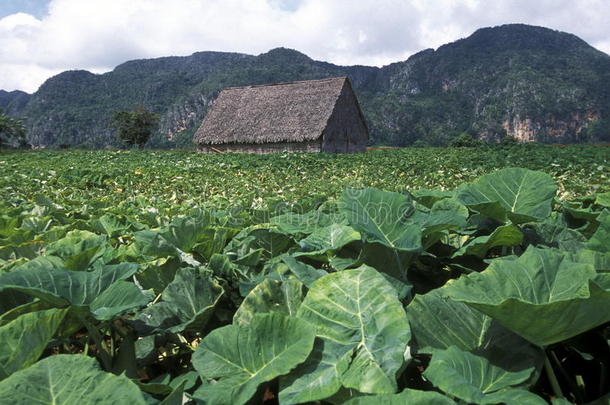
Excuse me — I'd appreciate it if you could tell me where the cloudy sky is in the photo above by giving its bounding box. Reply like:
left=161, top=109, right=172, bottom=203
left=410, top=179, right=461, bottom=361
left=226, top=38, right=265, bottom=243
left=2, top=0, right=610, bottom=93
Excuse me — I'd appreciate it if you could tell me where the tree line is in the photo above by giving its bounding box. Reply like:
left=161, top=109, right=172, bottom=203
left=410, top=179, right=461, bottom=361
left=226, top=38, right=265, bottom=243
left=0, top=108, right=159, bottom=150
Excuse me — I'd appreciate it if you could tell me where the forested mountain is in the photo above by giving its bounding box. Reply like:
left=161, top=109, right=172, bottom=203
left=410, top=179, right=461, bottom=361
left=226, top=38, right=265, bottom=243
left=0, top=90, right=31, bottom=116
left=5, top=24, right=610, bottom=148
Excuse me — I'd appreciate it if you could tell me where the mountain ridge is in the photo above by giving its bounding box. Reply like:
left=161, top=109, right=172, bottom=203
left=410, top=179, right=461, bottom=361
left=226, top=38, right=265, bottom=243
left=4, top=23, right=610, bottom=147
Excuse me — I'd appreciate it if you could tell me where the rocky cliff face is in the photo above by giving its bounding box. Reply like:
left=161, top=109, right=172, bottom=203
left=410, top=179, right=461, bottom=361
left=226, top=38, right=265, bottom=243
left=5, top=24, right=610, bottom=147
left=500, top=111, right=600, bottom=143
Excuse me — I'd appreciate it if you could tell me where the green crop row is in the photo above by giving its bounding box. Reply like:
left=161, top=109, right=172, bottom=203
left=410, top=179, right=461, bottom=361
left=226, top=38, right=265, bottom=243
left=0, top=147, right=608, bottom=404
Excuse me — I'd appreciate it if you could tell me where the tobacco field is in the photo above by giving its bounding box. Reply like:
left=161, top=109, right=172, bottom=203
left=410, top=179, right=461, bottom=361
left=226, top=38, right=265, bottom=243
left=0, top=145, right=609, bottom=404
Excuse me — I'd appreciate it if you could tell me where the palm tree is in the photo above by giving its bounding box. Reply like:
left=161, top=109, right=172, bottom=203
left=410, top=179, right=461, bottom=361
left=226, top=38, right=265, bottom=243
left=0, top=110, right=27, bottom=149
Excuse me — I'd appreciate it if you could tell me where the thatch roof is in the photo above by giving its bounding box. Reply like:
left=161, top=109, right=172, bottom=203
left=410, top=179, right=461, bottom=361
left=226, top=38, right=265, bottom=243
left=194, top=77, right=349, bottom=145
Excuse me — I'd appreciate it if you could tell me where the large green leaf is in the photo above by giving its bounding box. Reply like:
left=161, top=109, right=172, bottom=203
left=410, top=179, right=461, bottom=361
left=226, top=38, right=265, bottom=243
left=0, top=289, right=33, bottom=318
left=280, top=266, right=410, bottom=403
left=0, top=242, right=43, bottom=261
left=281, top=255, right=328, bottom=287
left=412, top=189, right=455, bottom=209
left=6, top=255, right=65, bottom=273
left=562, top=200, right=602, bottom=223
left=280, top=340, right=353, bottom=405
left=0, top=263, right=140, bottom=311
left=192, top=313, right=315, bottom=405
left=0, top=299, right=52, bottom=326
left=0, top=308, right=67, bottom=380
left=270, top=211, right=337, bottom=235
left=457, top=168, right=557, bottom=224
left=89, top=281, right=153, bottom=321
left=421, top=197, right=468, bottom=236
left=343, top=388, right=455, bottom=404
left=133, top=230, right=180, bottom=259
left=134, top=257, right=181, bottom=295
left=0, top=216, right=19, bottom=239
left=569, top=249, right=610, bottom=272
left=339, top=188, right=423, bottom=279
left=424, top=346, right=544, bottom=405
left=485, top=390, right=549, bottom=405
left=452, top=224, right=523, bottom=259
left=529, top=212, right=587, bottom=252
left=407, top=288, right=542, bottom=359
left=224, top=225, right=294, bottom=265
left=407, top=288, right=544, bottom=394
left=595, top=192, right=610, bottom=208
left=357, top=242, right=417, bottom=280
left=153, top=212, right=212, bottom=253
left=0, top=257, right=64, bottom=315
left=340, top=188, right=422, bottom=252
left=158, top=382, right=186, bottom=405
left=443, top=246, right=610, bottom=346
left=133, top=229, right=202, bottom=266
left=0, top=354, right=148, bottom=404
left=587, top=210, right=610, bottom=253
left=192, top=226, right=239, bottom=261
left=133, top=268, right=223, bottom=334
left=0, top=227, right=35, bottom=245
left=233, top=278, right=303, bottom=325
left=94, top=213, right=132, bottom=238
left=44, top=230, right=108, bottom=270
left=295, top=224, right=361, bottom=258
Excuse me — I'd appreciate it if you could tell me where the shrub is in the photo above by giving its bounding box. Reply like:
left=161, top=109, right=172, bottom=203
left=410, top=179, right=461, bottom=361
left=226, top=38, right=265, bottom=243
left=412, top=139, right=429, bottom=148
left=112, top=108, right=159, bottom=148
left=500, top=135, right=519, bottom=145
left=449, top=132, right=481, bottom=147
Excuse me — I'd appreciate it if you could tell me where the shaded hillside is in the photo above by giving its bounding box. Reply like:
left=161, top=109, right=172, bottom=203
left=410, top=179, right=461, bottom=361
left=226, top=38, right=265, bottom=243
left=368, top=24, right=610, bottom=145
left=0, top=90, right=31, bottom=116
left=7, top=24, right=610, bottom=148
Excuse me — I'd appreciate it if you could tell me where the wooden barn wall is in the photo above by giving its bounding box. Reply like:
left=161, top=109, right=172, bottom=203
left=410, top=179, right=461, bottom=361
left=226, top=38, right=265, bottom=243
left=198, top=140, right=322, bottom=154
left=322, top=83, right=369, bottom=153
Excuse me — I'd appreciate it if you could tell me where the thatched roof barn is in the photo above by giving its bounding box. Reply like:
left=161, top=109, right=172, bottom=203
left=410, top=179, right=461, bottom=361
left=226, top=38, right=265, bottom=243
left=193, top=77, right=369, bottom=153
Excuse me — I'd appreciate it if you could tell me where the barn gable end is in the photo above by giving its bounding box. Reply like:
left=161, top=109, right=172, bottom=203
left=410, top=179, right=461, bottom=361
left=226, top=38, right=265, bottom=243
left=321, top=79, right=369, bottom=153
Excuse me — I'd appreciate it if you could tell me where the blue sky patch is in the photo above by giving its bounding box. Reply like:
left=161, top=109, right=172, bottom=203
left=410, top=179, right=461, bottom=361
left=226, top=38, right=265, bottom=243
left=268, top=0, right=300, bottom=12
left=0, top=0, right=50, bottom=19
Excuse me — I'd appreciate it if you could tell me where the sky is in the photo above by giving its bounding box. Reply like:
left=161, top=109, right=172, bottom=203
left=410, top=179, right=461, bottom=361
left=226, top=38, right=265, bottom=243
left=1, top=0, right=610, bottom=93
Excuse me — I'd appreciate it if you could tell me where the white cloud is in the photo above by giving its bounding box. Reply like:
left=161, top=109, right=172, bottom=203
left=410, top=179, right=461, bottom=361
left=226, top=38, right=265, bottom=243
left=1, top=0, right=609, bottom=93
left=0, top=63, right=63, bottom=93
